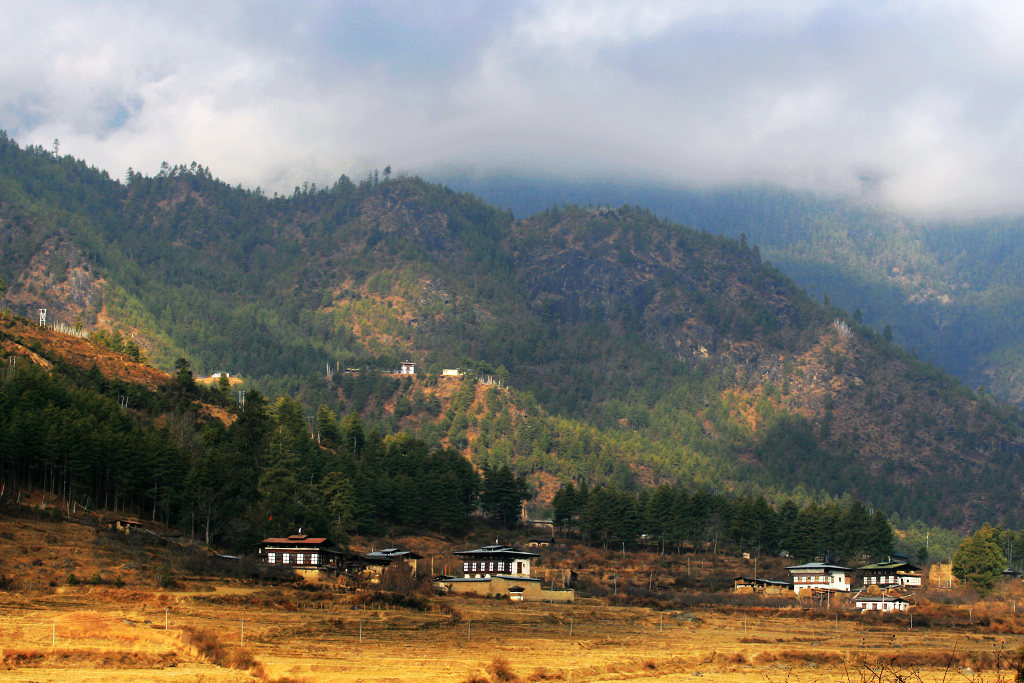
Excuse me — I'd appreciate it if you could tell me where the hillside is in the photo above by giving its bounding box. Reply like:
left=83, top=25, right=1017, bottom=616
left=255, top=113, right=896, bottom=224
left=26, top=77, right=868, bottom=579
left=440, top=173, right=1024, bottom=407
left=3, top=134, right=1024, bottom=530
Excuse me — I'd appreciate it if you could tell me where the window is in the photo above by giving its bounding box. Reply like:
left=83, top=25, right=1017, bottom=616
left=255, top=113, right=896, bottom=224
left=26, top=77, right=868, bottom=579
left=268, top=553, right=277, bottom=564
left=283, top=553, right=291, bottom=564
left=297, top=553, right=304, bottom=565
left=311, top=553, right=319, bottom=565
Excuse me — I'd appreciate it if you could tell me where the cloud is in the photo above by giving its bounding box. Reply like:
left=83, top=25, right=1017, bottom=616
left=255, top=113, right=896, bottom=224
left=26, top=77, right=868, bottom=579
left=2, top=1, right=1023, bottom=215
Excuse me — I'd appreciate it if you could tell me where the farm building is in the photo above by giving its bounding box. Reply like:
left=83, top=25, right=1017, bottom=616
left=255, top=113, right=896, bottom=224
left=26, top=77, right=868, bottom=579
left=732, top=576, right=792, bottom=595
left=855, top=596, right=910, bottom=612
left=786, top=562, right=852, bottom=595
left=434, top=543, right=574, bottom=602
left=257, top=532, right=347, bottom=581
left=362, top=548, right=423, bottom=577
left=858, top=558, right=923, bottom=588
left=455, top=544, right=538, bottom=578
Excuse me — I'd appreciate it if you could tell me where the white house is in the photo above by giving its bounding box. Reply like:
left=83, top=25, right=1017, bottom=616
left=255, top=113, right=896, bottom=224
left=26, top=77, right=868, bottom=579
left=786, top=562, right=853, bottom=595
left=454, top=544, right=538, bottom=578
left=856, top=596, right=910, bottom=612
left=441, top=368, right=462, bottom=377
left=858, top=559, right=923, bottom=588
left=399, top=362, right=416, bottom=375
left=433, top=543, right=574, bottom=603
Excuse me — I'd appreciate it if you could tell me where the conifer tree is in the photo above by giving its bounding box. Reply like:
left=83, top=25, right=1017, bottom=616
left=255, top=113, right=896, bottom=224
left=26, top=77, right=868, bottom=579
left=953, top=524, right=1005, bottom=592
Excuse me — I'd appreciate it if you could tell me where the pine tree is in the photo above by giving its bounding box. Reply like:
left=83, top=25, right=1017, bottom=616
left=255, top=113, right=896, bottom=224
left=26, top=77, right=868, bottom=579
left=953, top=524, right=1005, bottom=592
left=552, top=483, right=577, bottom=530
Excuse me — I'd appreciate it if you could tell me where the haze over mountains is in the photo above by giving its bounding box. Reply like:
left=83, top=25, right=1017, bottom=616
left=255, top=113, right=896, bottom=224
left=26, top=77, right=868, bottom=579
left=3, top=133, right=1024, bottom=535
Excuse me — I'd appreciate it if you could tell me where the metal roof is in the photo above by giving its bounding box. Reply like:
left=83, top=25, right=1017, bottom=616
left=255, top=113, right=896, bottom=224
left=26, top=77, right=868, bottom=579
left=858, top=560, right=921, bottom=572
left=364, top=548, right=424, bottom=560
left=453, top=544, right=539, bottom=559
left=786, top=562, right=852, bottom=571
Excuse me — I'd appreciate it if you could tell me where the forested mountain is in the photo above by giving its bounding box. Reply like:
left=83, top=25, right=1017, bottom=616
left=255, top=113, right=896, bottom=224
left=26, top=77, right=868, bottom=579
left=3, top=133, right=1024, bottom=533
left=10, top=308, right=931, bottom=566
left=440, top=173, right=1024, bottom=406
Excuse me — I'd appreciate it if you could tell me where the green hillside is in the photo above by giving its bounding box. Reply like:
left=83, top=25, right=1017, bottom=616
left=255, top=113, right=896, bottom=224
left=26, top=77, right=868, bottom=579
left=3, top=133, right=1024, bottom=531
left=439, top=174, right=1024, bottom=406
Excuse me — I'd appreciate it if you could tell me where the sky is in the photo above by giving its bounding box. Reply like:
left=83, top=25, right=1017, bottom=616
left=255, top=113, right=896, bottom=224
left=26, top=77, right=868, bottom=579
left=3, top=0, right=1024, bottom=217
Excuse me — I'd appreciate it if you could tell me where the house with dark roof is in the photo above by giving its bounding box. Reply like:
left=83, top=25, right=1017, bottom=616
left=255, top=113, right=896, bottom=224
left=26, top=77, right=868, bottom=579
left=434, top=543, right=573, bottom=603
left=257, top=531, right=346, bottom=580
left=454, top=544, right=539, bottom=578
left=858, top=558, right=923, bottom=588
left=786, top=562, right=852, bottom=595
left=733, top=576, right=793, bottom=595
left=362, top=547, right=424, bottom=578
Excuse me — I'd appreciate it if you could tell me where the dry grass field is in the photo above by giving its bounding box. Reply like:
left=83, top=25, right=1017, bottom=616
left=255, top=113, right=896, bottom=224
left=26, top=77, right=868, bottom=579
left=3, top=583, right=1024, bottom=682
left=3, top=510, right=1024, bottom=682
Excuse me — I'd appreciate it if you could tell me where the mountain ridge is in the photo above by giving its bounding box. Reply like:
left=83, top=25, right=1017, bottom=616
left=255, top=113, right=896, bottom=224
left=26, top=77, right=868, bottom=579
left=438, top=172, right=1024, bottom=406
left=2, top=134, right=1024, bottom=529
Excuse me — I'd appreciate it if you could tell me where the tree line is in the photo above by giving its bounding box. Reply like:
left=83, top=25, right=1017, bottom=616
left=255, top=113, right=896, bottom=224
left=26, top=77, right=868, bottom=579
left=0, top=349, right=532, bottom=550
left=553, top=481, right=895, bottom=563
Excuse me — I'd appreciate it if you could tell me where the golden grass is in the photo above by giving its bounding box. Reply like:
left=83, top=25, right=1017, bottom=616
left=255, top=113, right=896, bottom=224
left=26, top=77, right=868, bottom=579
left=2, top=584, right=1024, bottom=682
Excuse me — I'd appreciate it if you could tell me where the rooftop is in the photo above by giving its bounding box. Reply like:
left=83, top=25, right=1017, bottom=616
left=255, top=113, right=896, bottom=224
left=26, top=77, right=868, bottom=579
left=453, top=544, right=539, bottom=559
left=786, top=562, right=852, bottom=572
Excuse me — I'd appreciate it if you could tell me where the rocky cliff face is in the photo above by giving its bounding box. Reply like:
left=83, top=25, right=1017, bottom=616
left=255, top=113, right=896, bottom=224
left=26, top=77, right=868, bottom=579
left=8, top=236, right=104, bottom=326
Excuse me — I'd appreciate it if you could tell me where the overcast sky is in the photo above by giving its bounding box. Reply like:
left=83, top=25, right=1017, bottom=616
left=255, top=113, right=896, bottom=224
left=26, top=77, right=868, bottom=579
left=3, top=1, right=1024, bottom=216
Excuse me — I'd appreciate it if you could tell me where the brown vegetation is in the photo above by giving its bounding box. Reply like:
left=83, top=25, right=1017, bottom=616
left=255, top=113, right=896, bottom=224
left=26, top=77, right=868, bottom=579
left=6, top=511, right=1024, bottom=681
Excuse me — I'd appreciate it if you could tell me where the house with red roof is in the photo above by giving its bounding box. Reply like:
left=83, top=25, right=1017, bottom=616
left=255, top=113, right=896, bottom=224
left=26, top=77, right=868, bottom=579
left=257, top=531, right=346, bottom=580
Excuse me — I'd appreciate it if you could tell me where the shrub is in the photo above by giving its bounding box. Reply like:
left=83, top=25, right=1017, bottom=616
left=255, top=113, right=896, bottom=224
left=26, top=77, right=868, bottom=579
left=486, top=657, right=520, bottom=682
left=178, top=626, right=265, bottom=677
left=379, top=563, right=418, bottom=594
left=157, top=564, right=176, bottom=588
left=352, top=590, right=429, bottom=611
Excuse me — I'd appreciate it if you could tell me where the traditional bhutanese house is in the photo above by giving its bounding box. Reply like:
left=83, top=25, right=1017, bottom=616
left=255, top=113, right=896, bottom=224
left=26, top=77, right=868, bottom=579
left=399, top=361, right=416, bottom=375
left=362, top=548, right=424, bottom=578
left=858, top=558, right=923, bottom=588
left=434, top=544, right=574, bottom=602
left=732, top=576, right=793, bottom=595
left=855, top=596, right=910, bottom=612
left=257, top=532, right=346, bottom=581
left=786, top=562, right=852, bottom=595
left=455, top=544, right=538, bottom=578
